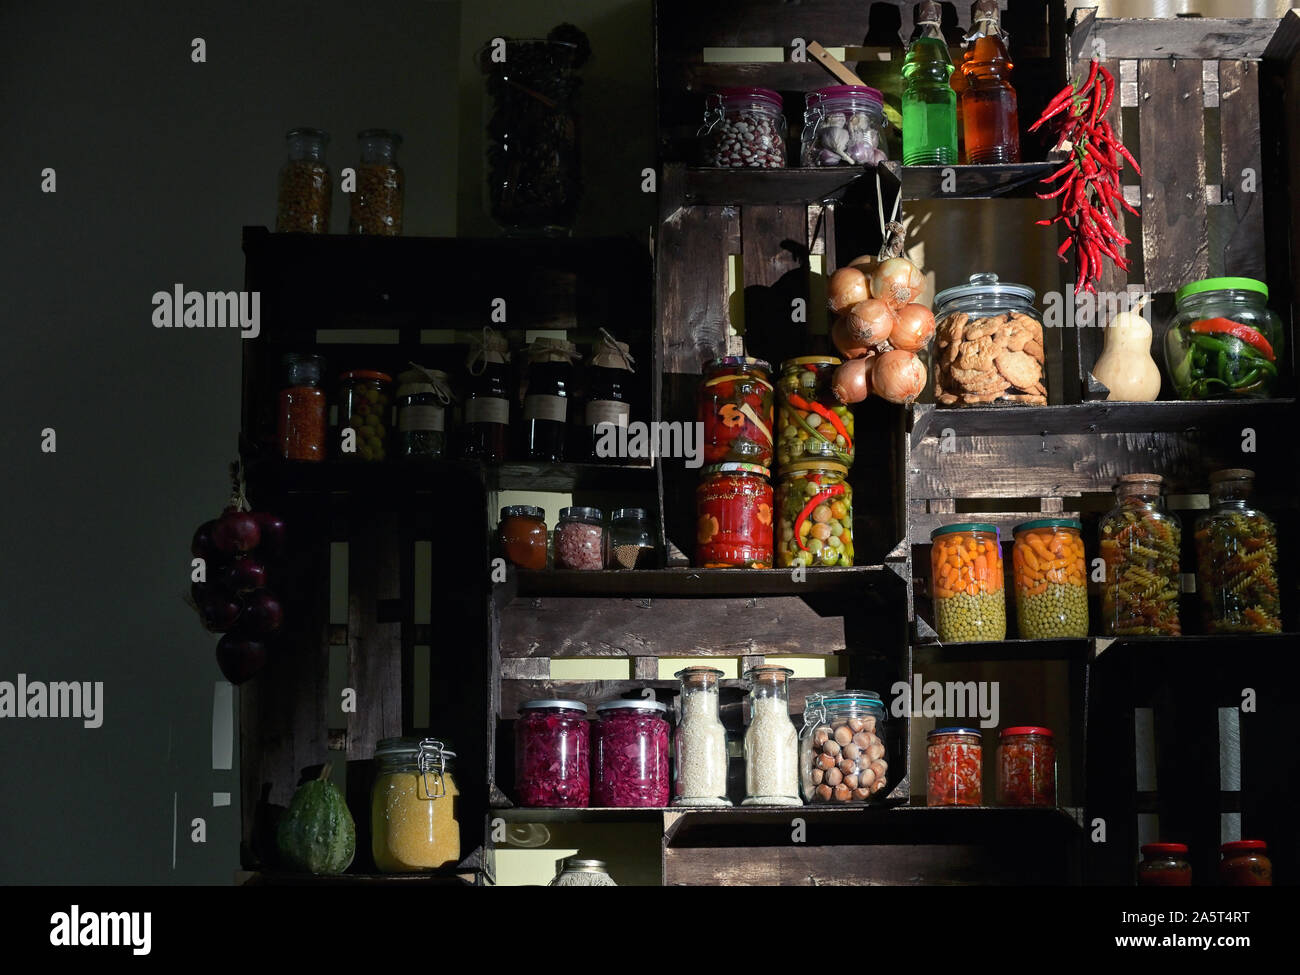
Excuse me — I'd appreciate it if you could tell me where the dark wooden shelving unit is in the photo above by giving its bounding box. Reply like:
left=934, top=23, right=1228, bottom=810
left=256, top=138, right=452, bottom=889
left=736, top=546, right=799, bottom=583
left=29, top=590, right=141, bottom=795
left=512, top=564, right=903, bottom=598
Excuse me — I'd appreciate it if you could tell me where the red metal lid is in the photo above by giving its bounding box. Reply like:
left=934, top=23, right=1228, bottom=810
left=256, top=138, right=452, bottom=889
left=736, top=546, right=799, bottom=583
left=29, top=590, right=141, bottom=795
left=1220, top=840, right=1267, bottom=853
left=1000, top=726, right=1053, bottom=738
left=340, top=370, right=393, bottom=383
left=1141, top=843, right=1188, bottom=856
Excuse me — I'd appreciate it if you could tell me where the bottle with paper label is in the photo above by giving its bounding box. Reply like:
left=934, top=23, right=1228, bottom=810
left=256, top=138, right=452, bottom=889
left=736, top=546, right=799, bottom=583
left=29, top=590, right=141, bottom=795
left=583, top=330, right=636, bottom=463
left=521, top=336, right=579, bottom=462
left=461, top=328, right=512, bottom=463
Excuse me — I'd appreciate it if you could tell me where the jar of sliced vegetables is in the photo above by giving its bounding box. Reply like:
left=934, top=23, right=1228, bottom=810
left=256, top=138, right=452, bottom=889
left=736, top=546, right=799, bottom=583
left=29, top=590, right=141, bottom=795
left=1195, top=469, right=1281, bottom=634
left=1166, top=277, right=1283, bottom=399
left=696, top=463, right=773, bottom=568
left=1012, top=519, right=1088, bottom=638
left=997, top=726, right=1056, bottom=807
left=776, top=460, right=853, bottom=568
left=699, top=357, right=775, bottom=466
left=930, top=524, right=1005, bottom=641
left=927, top=727, right=982, bottom=806
left=776, top=356, right=854, bottom=470
left=1099, top=474, right=1181, bottom=636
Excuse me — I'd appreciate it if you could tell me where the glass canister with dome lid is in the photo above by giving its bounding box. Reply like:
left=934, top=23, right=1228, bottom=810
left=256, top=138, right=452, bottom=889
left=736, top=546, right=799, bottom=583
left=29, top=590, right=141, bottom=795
left=932, top=273, right=1046, bottom=406
left=1165, top=277, right=1283, bottom=399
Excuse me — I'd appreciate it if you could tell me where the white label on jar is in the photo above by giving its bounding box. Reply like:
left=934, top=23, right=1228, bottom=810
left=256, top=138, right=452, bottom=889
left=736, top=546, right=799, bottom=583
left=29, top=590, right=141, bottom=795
left=399, top=404, right=445, bottom=433
left=465, top=396, right=510, bottom=425
left=585, top=400, right=630, bottom=427
left=524, top=394, right=567, bottom=423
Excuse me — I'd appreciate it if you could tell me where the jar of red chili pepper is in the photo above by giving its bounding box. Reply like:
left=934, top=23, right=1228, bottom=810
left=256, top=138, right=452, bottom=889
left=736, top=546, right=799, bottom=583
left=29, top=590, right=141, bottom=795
left=1166, top=278, right=1283, bottom=400
left=515, top=699, right=589, bottom=808
left=592, top=698, right=670, bottom=807
left=997, top=726, right=1056, bottom=807
left=696, top=463, right=773, bottom=568
left=1218, top=840, right=1271, bottom=886
left=277, top=353, right=327, bottom=461
left=499, top=505, right=548, bottom=570
left=1138, top=843, right=1191, bottom=886
left=927, top=727, right=982, bottom=806
left=776, top=460, right=853, bottom=568
left=699, top=357, right=775, bottom=466
left=776, top=356, right=854, bottom=469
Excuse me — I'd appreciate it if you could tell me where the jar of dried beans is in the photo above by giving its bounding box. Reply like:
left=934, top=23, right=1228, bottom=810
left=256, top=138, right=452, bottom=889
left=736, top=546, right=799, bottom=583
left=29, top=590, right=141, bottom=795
left=927, top=727, right=982, bottom=806
left=277, top=353, right=327, bottom=461
left=776, top=460, right=853, bottom=568
left=1195, top=469, right=1281, bottom=634
left=930, top=523, right=1006, bottom=641
left=996, top=726, right=1056, bottom=807
left=276, top=127, right=331, bottom=233
left=1012, top=519, right=1088, bottom=638
left=699, top=87, right=787, bottom=168
left=555, top=506, right=607, bottom=570
left=349, top=129, right=403, bottom=235
left=696, top=463, right=773, bottom=569
left=799, top=691, right=889, bottom=803
left=699, top=356, right=775, bottom=466
left=1099, top=474, right=1182, bottom=635
left=592, top=699, right=670, bottom=807
left=515, top=699, right=589, bottom=808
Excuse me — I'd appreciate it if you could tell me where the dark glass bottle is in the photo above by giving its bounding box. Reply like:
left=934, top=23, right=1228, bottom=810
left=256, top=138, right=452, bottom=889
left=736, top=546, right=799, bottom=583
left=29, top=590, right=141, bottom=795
left=520, top=337, right=577, bottom=462
left=958, top=0, right=1020, bottom=164
left=584, top=334, right=635, bottom=462
left=461, top=330, right=512, bottom=462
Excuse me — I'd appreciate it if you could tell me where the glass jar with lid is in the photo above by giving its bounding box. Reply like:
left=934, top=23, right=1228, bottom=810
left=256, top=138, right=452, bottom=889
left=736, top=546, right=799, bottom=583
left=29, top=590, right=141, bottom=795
left=801, top=84, right=889, bottom=167
left=931, top=523, right=1005, bottom=642
left=499, top=505, right=548, bottom=570
left=743, top=665, right=801, bottom=806
left=672, top=666, right=731, bottom=807
left=776, top=356, right=854, bottom=469
left=927, top=727, right=983, bottom=806
left=584, top=330, right=636, bottom=463
left=515, top=699, right=589, bottom=808
left=696, top=463, right=773, bottom=569
left=521, top=337, right=579, bottom=462
left=277, top=353, right=327, bottom=461
left=1195, top=470, right=1281, bottom=634
left=1165, top=277, right=1283, bottom=399
left=395, top=366, right=452, bottom=461
left=349, top=129, right=403, bottom=235
left=370, top=737, right=459, bottom=872
left=550, top=856, right=616, bottom=886
left=1099, top=474, right=1182, bottom=636
left=555, top=506, right=607, bottom=570
left=699, top=356, right=775, bottom=466
left=1138, top=843, right=1191, bottom=886
left=592, top=698, right=671, bottom=807
left=932, top=273, right=1046, bottom=406
left=997, top=726, right=1056, bottom=807
left=1012, top=519, right=1088, bottom=638
left=776, top=460, right=853, bottom=568
left=338, top=370, right=393, bottom=462
left=609, top=507, right=654, bottom=570
left=461, top=328, right=512, bottom=462
left=276, top=127, right=331, bottom=233
left=1219, top=840, right=1271, bottom=886
left=699, top=87, right=787, bottom=168
left=800, top=691, right=889, bottom=803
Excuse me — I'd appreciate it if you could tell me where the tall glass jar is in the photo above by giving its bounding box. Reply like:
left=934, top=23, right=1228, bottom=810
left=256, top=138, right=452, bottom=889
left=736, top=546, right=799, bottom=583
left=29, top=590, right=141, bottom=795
left=743, top=666, right=801, bottom=805
left=395, top=367, right=451, bottom=461
left=700, top=87, right=787, bottom=168
left=802, top=85, right=889, bottom=166
left=592, top=699, right=670, bottom=807
left=515, top=699, right=589, bottom=808
left=927, top=727, right=982, bottom=806
left=584, top=332, right=636, bottom=463
left=1195, top=469, right=1281, bottom=633
left=1012, top=519, right=1088, bottom=638
left=800, top=691, right=889, bottom=803
left=338, top=370, right=393, bottom=462
left=554, top=506, right=607, bottom=570
left=609, top=507, right=654, bottom=570
left=276, top=127, right=331, bottom=233
left=997, top=726, right=1056, bottom=807
left=461, top=328, right=512, bottom=462
left=1138, top=843, right=1191, bottom=886
left=1166, top=278, right=1283, bottom=399
left=672, top=667, right=730, bottom=806
left=1099, top=474, right=1182, bottom=636
left=699, top=356, right=775, bottom=466
left=1219, top=840, right=1272, bottom=886
left=932, top=273, right=1046, bottom=406
left=776, top=460, right=853, bottom=568
left=520, top=337, right=578, bottom=462
left=776, top=356, right=854, bottom=469
left=277, top=353, right=327, bottom=462
left=696, top=463, right=773, bottom=569
left=349, top=129, right=403, bottom=235
left=371, top=737, right=459, bottom=872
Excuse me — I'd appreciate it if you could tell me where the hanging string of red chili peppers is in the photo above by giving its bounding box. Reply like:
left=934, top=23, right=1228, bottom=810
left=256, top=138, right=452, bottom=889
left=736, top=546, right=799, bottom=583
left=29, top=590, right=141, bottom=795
left=1029, top=60, right=1141, bottom=294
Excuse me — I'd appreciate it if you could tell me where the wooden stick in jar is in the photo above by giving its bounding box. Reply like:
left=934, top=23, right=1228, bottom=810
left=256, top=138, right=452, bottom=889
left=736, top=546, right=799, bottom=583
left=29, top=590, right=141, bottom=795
left=808, top=42, right=867, bottom=87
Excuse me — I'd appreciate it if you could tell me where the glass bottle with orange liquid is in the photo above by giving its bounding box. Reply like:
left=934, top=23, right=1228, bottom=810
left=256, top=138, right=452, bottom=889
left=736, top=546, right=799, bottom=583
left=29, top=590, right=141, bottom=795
left=956, top=0, right=1020, bottom=164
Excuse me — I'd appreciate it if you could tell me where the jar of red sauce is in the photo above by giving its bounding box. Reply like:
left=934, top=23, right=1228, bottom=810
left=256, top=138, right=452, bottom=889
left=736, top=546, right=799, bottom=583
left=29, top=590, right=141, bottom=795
left=1138, top=843, right=1191, bottom=886
left=698, top=357, right=775, bottom=466
left=696, top=463, right=773, bottom=568
left=997, top=726, right=1056, bottom=807
left=1219, top=840, right=1271, bottom=886
left=927, top=727, right=982, bottom=806
left=499, top=505, right=548, bottom=570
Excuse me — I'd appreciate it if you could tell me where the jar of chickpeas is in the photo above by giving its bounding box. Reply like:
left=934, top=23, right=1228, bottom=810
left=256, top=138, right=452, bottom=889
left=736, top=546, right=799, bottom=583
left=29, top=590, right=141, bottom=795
left=1011, top=519, right=1089, bottom=638
left=929, top=524, right=1006, bottom=642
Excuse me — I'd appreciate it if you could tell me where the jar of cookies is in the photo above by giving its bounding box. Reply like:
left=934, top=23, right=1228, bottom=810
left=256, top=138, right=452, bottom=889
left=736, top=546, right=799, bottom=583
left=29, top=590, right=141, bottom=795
left=932, top=273, right=1046, bottom=406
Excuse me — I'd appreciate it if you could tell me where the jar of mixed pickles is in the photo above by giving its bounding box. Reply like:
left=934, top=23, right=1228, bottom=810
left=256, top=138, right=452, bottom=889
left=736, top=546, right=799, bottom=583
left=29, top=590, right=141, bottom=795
left=927, top=727, right=983, bottom=806
left=696, top=463, right=773, bottom=568
left=997, top=726, right=1056, bottom=807
left=699, top=87, right=787, bottom=168
left=395, top=367, right=452, bottom=460
left=1166, top=277, right=1283, bottom=399
left=1099, top=474, right=1181, bottom=636
left=799, top=691, right=889, bottom=803
left=1219, top=840, right=1272, bottom=886
left=776, top=460, right=853, bottom=568
left=276, top=127, right=331, bottom=233
left=515, top=700, right=589, bottom=808
left=592, top=699, right=671, bottom=807
left=1012, top=519, right=1088, bottom=638
left=1195, top=469, right=1281, bottom=634
left=338, top=370, right=393, bottom=462
left=499, top=505, right=548, bottom=570
left=776, top=356, right=854, bottom=469
left=1138, top=843, right=1191, bottom=886
left=930, top=524, right=1006, bottom=641
left=699, top=356, right=775, bottom=466
left=277, top=353, right=327, bottom=461
left=555, top=506, right=607, bottom=570
left=370, top=737, right=459, bottom=872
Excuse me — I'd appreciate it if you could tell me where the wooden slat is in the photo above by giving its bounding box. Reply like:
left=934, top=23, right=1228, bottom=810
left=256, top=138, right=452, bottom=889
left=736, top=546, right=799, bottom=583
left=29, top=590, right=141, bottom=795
left=906, top=505, right=1083, bottom=547
left=1218, top=61, right=1266, bottom=280
left=499, top=676, right=846, bottom=718
left=1138, top=58, right=1208, bottom=293
left=740, top=204, right=812, bottom=365
left=1071, top=16, right=1280, bottom=62
left=345, top=509, right=403, bottom=759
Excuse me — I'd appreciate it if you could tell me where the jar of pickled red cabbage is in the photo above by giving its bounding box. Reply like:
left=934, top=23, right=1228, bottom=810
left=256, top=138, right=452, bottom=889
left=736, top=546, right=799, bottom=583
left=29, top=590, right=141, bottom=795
left=592, top=698, right=670, bottom=807
left=514, top=700, right=589, bottom=808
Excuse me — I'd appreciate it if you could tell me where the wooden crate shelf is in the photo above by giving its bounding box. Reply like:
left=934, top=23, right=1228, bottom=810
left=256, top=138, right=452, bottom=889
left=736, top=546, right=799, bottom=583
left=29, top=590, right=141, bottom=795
left=511, top=565, right=904, bottom=599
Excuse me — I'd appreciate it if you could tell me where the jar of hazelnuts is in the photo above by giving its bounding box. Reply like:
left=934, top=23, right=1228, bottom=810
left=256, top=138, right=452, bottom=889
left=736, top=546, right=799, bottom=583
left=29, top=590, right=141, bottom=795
left=799, top=691, right=889, bottom=803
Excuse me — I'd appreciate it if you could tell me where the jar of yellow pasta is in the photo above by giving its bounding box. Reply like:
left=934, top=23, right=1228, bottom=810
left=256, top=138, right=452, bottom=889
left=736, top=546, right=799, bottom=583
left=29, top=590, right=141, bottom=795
left=371, top=737, right=460, bottom=872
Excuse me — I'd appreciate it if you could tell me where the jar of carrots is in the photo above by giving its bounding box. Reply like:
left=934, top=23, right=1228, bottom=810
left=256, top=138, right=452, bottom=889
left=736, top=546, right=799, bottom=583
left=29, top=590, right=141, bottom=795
left=929, top=524, right=1005, bottom=642
left=1011, top=519, right=1089, bottom=638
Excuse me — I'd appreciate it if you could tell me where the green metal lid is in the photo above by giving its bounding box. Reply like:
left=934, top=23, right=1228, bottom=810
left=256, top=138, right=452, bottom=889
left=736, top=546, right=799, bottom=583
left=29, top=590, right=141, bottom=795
left=1175, top=277, right=1268, bottom=303
left=1012, top=518, right=1082, bottom=534
left=930, top=522, right=999, bottom=539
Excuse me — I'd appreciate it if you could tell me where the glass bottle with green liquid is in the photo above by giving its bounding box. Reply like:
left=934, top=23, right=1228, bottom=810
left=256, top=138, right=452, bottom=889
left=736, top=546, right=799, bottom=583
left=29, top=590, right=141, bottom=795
left=901, top=1, right=958, bottom=166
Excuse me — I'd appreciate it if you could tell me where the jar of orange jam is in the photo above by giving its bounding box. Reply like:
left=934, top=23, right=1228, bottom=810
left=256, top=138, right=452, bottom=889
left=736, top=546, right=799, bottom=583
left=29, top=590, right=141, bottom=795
left=929, top=524, right=1006, bottom=642
left=370, top=737, right=460, bottom=872
left=1012, top=519, right=1089, bottom=638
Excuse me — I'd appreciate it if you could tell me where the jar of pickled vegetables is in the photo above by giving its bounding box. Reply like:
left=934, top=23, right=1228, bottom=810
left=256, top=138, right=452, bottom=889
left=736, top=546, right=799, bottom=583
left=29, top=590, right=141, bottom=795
left=1218, top=840, right=1272, bottom=886
left=515, top=700, right=589, bottom=808
left=1099, top=474, right=1182, bottom=636
left=371, top=737, right=460, bottom=872
left=499, top=505, right=548, bottom=570
left=1138, top=843, right=1191, bottom=886
left=927, top=727, right=982, bottom=806
left=699, top=357, right=775, bottom=466
left=776, top=460, right=853, bottom=568
left=1195, top=469, right=1281, bottom=634
left=1166, top=277, right=1283, bottom=399
left=799, top=691, right=889, bottom=803
left=338, top=370, right=393, bottom=462
left=997, top=726, right=1056, bottom=807
left=1012, top=519, right=1088, bottom=638
left=696, top=463, right=773, bottom=568
left=776, top=356, right=854, bottom=469
left=592, top=699, right=670, bottom=807
left=929, top=524, right=1005, bottom=642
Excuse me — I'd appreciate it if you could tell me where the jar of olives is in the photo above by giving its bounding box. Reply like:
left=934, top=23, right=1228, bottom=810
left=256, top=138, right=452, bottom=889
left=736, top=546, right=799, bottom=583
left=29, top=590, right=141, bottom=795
left=1099, top=474, right=1181, bottom=635
left=775, top=460, right=853, bottom=568
left=1012, top=519, right=1088, bottom=638
left=1195, top=469, right=1281, bottom=633
left=930, top=524, right=1006, bottom=642
left=338, top=370, right=393, bottom=462
left=776, top=356, right=854, bottom=470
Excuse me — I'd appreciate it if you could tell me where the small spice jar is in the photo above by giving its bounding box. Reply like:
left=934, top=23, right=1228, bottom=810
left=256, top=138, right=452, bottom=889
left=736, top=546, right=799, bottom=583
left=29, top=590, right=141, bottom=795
left=932, top=273, right=1046, bottom=406
left=276, top=127, right=331, bottom=233
left=799, top=691, right=889, bottom=803
left=930, top=523, right=1006, bottom=642
left=609, top=507, right=654, bottom=569
left=776, top=460, right=853, bottom=568
left=370, top=737, right=459, bottom=872
left=395, top=367, right=452, bottom=461
left=515, top=700, right=589, bottom=808
left=592, top=698, right=671, bottom=807
left=276, top=353, right=327, bottom=462
left=699, top=356, right=775, bottom=466
left=801, top=85, right=889, bottom=166
left=997, top=726, right=1056, bottom=807
left=521, top=337, right=579, bottom=462
left=1195, top=469, right=1281, bottom=633
left=1218, top=840, right=1272, bottom=886
left=338, top=370, right=393, bottom=462
left=461, top=329, right=512, bottom=463
left=673, top=666, right=731, bottom=807
left=699, top=87, right=787, bottom=168
left=776, top=356, right=854, bottom=469
left=696, top=463, right=773, bottom=568
left=1166, top=277, right=1283, bottom=399
left=927, top=727, right=983, bottom=806
left=555, top=506, right=607, bottom=570
left=349, top=129, right=403, bottom=235
left=1138, top=843, right=1191, bottom=886
left=742, top=665, right=801, bottom=806
left=499, top=505, right=548, bottom=570
left=1099, top=474, right=1182, bottom=636
left=1012, top=519, right=1088, bottom=638
left=584, top=331, right=636, bottom=463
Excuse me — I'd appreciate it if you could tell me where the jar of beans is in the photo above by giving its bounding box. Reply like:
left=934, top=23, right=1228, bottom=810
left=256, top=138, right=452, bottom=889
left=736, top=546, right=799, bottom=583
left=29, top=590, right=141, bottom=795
left=276, top=127, right=331, bottom=233
left=555, top=506, right=607, bottom=570
left=930, top=523, right=1006, bottom=642
left=277, top=353, right=327, bottom=461
left=696, top=463, right=773, bottom=569
left=338, top=371, right=393, bottom=462
left=776, top=460, right=853, bottom=568
left=927, top=727, right=982, bottom=806
left=349, top=129, right=403, bottom=235
left=1012, top=519, right=1088, bottom=638
left=997, top=726, right=1056, bottom=807
left=799, top=691, right=889, bottom=803
left=499, top=505, right=548, bottom=570
left=699, top=87, right=787, bottom=168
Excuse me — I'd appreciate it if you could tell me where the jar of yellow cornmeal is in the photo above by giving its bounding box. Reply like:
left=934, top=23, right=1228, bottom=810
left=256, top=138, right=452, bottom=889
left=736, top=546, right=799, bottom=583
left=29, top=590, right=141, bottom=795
left=371, top=737, right=460, bottom=872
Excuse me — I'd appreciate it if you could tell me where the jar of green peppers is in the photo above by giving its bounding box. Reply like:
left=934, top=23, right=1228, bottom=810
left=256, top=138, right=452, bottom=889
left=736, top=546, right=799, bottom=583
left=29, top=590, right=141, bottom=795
left=776, top=356, right=854, bottom=470
left=1195, top=469, right=1281, bottom=634
left=1098, top=474, right=1182, bottom=636
left=1165, top=277, right=1283, bottom=399
left=776, top=460, right=853, bottom=568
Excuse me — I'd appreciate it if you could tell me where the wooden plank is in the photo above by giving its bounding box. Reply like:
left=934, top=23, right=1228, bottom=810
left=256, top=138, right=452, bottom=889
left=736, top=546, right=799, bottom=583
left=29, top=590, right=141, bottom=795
left=1261, top=12, right=1300, bottom=365
left=1138, top=58, right=1208, bottom=293
left=1218, top=61, right=1266, bottom=280
left=345, top=509, right=403, bottom=759
left=1075, top=18, right=1280, bottom=62
left=907, top=505, right=1083, bottom=547
left=499, top=676, right=846, bottom=718
left=740, top=203, right=811, bottom=366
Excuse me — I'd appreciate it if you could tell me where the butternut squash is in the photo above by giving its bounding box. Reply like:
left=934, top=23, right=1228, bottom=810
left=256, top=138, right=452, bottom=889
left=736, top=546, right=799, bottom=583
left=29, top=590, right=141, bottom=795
left=1091, top=295, right=1160, bottom=401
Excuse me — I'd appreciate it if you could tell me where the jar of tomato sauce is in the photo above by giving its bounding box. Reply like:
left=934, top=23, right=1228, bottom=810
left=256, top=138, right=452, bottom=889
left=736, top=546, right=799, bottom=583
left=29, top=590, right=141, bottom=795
left=1137, top=843, right=1191, bottom=886
left=1219, top=840, right=1272, bottom=886
left=699, top=357, right=774, bottom=466
left=498, top=505, right=548, bottom=570
left=696, top=463, right=773, bottom=568
left=997, top=726, right=1056, bottom=807
left=927, top=727, right=982, bottom=806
